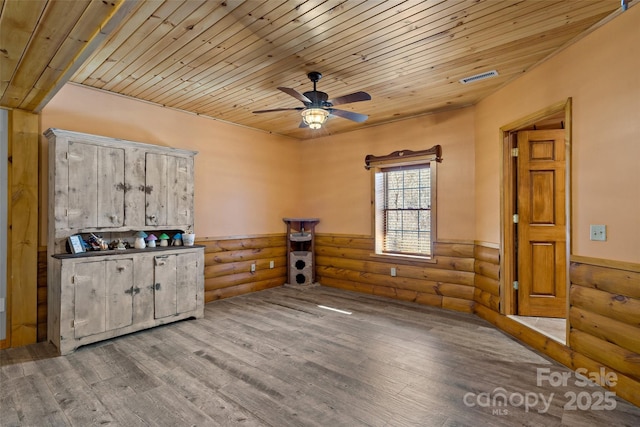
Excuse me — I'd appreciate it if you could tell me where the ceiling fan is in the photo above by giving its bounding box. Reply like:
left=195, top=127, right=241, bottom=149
left=253, top=71, right=371, bottom=129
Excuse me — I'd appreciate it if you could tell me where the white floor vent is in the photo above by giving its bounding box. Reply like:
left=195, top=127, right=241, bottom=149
left=459, top=70, right=499, bottom=84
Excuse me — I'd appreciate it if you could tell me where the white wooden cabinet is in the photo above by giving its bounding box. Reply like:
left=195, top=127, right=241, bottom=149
left=50, top=247, right=204, bottom=355
left=45, top=128, right=197, bottom=248
left=46, top=128, right=203, bottom=355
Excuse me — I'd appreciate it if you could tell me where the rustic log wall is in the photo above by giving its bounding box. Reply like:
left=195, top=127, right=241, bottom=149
left=200, top=235, right=288, bottom=302
left=473, top=244, right=500, bottom=312
left=315, top=235, right=476, bottom=313
left=569, top=258, right=640, bottom=386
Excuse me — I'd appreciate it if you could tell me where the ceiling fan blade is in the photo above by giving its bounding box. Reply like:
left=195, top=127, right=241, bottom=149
left=253, top=107, right=303, bottom=113
left=328, top=91, right=371, bottom=106
left=330, top=108, right=368, bottom=123
left=278, top=87, right=312, bottom=103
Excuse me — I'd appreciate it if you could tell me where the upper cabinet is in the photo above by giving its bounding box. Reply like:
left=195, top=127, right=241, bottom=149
left=67, top=141, right=125, bottom=229
left=46, top=128, right=197, bottom=243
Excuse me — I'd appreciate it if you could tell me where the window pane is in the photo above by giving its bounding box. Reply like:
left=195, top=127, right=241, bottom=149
left=402, top=210, right=419, bottom=231
left=386, top=189, right=402, bottom=209
left=404, top=187, right=420, bottom=208
left=376, top=163, right=433, bottom=257
left=386, top=210, right=401, bottom=229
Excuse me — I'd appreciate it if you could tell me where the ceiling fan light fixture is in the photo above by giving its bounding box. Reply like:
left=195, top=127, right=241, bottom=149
left=301, top=108, right=329, bottom=129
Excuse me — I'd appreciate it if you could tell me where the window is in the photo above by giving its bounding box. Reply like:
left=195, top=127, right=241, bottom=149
left=366, top=147, right=440, bottom=259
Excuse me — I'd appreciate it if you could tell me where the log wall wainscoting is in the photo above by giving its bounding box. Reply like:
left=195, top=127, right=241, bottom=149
left=200, top=234, right=288, bottom=302
left=568, top=257, right=640, bottom=405
left=473, top=243, right=501, bottom=313
left=315, top=234, right=476, bottom=313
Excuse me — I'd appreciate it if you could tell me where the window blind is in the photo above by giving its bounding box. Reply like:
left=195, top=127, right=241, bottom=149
left=375, top=164, right=432, bottom=256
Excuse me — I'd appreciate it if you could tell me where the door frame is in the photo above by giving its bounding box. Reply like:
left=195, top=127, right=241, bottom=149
left=499, top=98, right=572, bottom=317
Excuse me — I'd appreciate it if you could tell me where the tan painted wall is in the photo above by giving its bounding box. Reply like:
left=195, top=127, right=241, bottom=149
left=475, top=6, right=640, bottom=262
left=40, top=84, right=302, bottom=243
left=299, top=108, right=476, bottom=240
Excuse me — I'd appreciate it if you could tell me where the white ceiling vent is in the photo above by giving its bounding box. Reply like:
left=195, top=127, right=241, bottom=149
left=459, top=70, right=499, bottom=84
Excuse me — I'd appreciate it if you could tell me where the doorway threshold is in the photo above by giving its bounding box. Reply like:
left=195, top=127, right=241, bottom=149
left=508, top=315, right=566, bottom=345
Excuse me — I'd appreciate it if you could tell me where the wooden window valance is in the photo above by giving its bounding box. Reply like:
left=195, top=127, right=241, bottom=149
left=364, top=145, right=442, bottom=170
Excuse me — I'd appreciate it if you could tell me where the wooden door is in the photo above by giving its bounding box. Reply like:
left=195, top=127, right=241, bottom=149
left=74, top=261, right=106, bottom=338
left=68, top=142, right=98, bottom=229
left=153, top=254, right=177, bottom=319
left=68, top=142, right=125, bottom=229
left=176, top=252, right=198, bottom=313
left=145, top=153, right=167, bottom=226
left=146, top=153, right=193, bottom=227
left=97, top=146, right=125, bottom=227
left=167, top=156, right=193, bottom=226
left=105, top=259, right=134, bottom=330
left=517, top=130, right=566, bottom=317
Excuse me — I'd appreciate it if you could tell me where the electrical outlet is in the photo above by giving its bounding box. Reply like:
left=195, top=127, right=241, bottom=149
left=0, top=297, right=4, bottom=313
left=590, top=225, right=606, bottom=241
left=269, top=260, right=274, bottom=269
left=251, top=263, right=256, bottom=272
left=390, top=267, right=397, bottom=277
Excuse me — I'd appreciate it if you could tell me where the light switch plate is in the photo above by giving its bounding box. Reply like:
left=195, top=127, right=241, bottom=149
left=390, top=267, right=397, bottom=277
left=590, top=224, right=606, bottom=241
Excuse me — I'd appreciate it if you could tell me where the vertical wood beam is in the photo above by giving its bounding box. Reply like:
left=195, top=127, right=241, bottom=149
left=8, top=109, right=38, bottom=346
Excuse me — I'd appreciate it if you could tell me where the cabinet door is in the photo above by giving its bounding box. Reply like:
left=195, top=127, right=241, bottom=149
left=73, top=259, right=133, bottom=339
left=176, top=252, right=198, bottom=313
left=153, top=253, right=198, bottom=318
left=145, top=153, right=193, bottom=227
left=74, top=261, right=106, bottom=338
left=68, top=142, right=125, bottom=229
left=153, top=255, right=177, bottom=319
left=105, top=259, right=134, bottom=330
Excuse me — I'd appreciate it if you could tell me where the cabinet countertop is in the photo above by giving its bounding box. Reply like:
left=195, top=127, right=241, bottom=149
left=52, top=245, right=205, bottom=260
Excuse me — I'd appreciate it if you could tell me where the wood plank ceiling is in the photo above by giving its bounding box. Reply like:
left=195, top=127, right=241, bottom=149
left=0, top=0, right=630, bottom=140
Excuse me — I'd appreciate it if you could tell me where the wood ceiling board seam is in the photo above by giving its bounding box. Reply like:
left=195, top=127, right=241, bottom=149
left=175, top=0, right=520, bottom=114
left=103, top=0, right=256, bottom=95
left=102, top=0, right=230, bottom=95
left=334, top=16, right=596, bottom=95
left=148, top=0, right=373, bottom=108
left=72, top=1, right=170, bottom=83
left=20, top=0, right=130, bottom=111
left=167, top=0, right=448, bottom=109
left=269, top=1, right=582, bottom=95
left=97, top=0, right=209, bottom=92
left=0, top=0, right=47, bottom=98
left=122, top=0, right=285, bottom=100
left=145, top=0, right=375, bottom=106
left=0, top=0, right=90, bottom=108
left=238, top=3, right=612, bottom=112
left=81, top=0, right=187, bottom=88
left=186, top=0, right=464, bottom=111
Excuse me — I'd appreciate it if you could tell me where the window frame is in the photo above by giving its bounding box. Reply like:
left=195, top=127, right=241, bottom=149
left=366, top=147, right=441, bottom=261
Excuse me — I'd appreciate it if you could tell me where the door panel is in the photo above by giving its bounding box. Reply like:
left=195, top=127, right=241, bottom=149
left=517, top=129, right=567, bottom=317
left=105, top=259, right=134, bottom=330
left=74, top=261, right=105, bottom=338
left=154, top=255, right=177, bottom=319
left=68, top=142, right=98, bottom=229
left=145, top=153, right=168, bottom=226
left=97, top=147, right=125, bottom=227
left=176, top=252, right=198, bottom=313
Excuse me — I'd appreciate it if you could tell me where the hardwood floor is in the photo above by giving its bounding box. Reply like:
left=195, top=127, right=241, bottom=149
left=2, top=286, right=639, bottom=426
